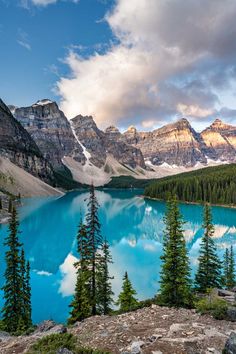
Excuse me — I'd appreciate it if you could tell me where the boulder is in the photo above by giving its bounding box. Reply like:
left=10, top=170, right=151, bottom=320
left=130, top=341, right=145, bottom=354
left=227, top=308, right=236, bottom=322
left=224, top=332, right=236, bottom=353
left=56, top=348, right=74, bottom=354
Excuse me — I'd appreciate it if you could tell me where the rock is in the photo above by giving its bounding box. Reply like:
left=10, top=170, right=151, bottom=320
left=72, top=115, right=145, bottom=169
left=0, top=331, right=12, bottom=342
left=227, top=308, right=236, bottom=322
left=122, top=118, right=208, bottom=167
left=122, top=117, right=236, bottom=166
left=56, top=348, right=73, bottom=354
left=130, top=340, right=145, bottom=354
left=35, top=320, right=57, bottom=332
left=201, top=119, right=236, bottom=162
left=14, top=100, right=85, bottom=169
left=0, top=98, right=54, bottom=183
left=35, top=320, right=67, bottom=334
left=224, top=332, right=236, bottom=353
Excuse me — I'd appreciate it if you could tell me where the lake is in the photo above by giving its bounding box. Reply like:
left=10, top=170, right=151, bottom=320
left=0, top=189, right=235, bottom=324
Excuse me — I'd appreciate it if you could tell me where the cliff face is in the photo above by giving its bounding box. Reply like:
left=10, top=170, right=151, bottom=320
left=122, top=118, right=207, bottom=166
left=201, top=119, right=236, bottom=161
left=14, top=100, right=85, bottom=169
left=0, top=99, right=54, bottom=182
left=122, top=118, right=236, bottom=166
left=71, top=115, right=146, bottom=169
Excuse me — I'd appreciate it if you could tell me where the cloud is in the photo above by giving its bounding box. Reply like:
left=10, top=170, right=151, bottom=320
left=58, top=253, right=77, bottom=297
left=35, top=270, right=53, bottom=276
left=20, top=0, right=79, bottom=7
left=57, top=0, right=236, bottom=129
left=32, top=0, right=57, bottom=5
left=17, top=28, right=31, bottom=51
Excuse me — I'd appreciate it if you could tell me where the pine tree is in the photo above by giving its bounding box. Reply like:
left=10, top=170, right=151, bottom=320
left=8, top=198, right=13, bottom=214
left=223, top=248, right=230, bottom=289
left=68, top=221, right=91, bottom=324
left=23, top=259, right=32, bottom=329
left=195, top=204, right=222, bottom=292
left=227, top=246, right=235, bottom=289
left=86, top=184, right=103, bottom=316
left=159, top=197, right=193, bottom=307
left=2, top=207, right=23, bottom=333
left=116, top=272, right=138, bottom=312
left=96, top=239, right=114, bottom=315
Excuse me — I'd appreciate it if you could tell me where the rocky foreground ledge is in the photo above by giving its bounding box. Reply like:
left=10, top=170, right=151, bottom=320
left=0, top=305, right=236, bottom=354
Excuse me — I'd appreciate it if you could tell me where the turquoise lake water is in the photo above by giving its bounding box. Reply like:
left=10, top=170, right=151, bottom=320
left=0, top=189, right=236, bottom=324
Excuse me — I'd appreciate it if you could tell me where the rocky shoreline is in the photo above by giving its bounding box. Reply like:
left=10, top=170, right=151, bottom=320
left=0, top=305, right=236, bottom=354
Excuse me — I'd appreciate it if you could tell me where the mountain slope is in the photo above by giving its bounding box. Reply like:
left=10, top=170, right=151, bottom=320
left=201, top=118, right=236, bottom=160
left=122, top=118, right=236, bottom=167
left=0, top=157, right=62, bottom=197
left=11, top=98, right=236, bottom=186
left=71, top=115, right=145, bottom=169
left=122, top=118, right=208, bottom=166
left=0, top=99, right=54, bottom=183
left=13, top=99, right=85, bottom=169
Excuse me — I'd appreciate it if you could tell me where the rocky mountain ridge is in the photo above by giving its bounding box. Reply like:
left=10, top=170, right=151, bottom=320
left=0, top=99, right=54, bottom=183
left=6, top=97, right=236, bottom=187
left=122, top=118, right=236, bottom=167
left=13, top=100, right=85, bottom=169
left=71, top=115, right=145, bottom=169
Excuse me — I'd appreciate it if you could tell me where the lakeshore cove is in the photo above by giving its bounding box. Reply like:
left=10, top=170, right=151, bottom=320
left=0, top=189, right=235, bottom=324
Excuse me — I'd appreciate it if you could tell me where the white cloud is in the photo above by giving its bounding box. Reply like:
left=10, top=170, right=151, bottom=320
left=32, top=0, right=57, bottom=5
left=35, top=270, right=53, bottom=276
left=21, top=0, right=79, bottom=7
left=58, top=253, right=78, bottom=297
left=177, top=104, right=214, bottom=118
left=57, top=0, right=236, bottom=129
left=17, top=28, right=31, bottom=51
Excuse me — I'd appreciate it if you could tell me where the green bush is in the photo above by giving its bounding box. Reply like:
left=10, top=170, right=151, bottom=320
left=195, top=296, right=228, bottom=320
left=26, top=333, right=110, bottom=354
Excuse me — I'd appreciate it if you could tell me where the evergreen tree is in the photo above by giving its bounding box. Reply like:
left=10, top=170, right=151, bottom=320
left=0, top=197, right=2, bottom=210
left=25, top=261, right=32, bottom=328
left=223, top=248, right=229, bottom=289
left=68, top=221, right=91, bottom=324
left=2, top=207, right=23, bottom=333
left=97, top=239, right=114, bottom=315
left=195, top=204, right=222, bottom=292
left=116, top=272, right=138, bottom=312
left=86, top=184, right=103, bottom=316
left=225, top=246, right=236, bottom=290
left=8, top=198, right=13, bottom=214
left=159, top=197, right=192, bottom=307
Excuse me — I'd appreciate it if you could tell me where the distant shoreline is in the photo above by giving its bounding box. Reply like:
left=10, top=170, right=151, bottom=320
left=142, top=195, right=236, bottom=210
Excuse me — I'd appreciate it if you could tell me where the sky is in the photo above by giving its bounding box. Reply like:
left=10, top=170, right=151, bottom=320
left=1, top=0, right=236, bottom=131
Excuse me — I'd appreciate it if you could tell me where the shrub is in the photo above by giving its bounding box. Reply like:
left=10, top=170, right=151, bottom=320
left=26, top=333, right=109, bottom=354
left=195, top=296, right=228, bottom=320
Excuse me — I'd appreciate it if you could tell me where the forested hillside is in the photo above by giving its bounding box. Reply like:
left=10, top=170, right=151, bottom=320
left=144, top=164, right=236, bottom=205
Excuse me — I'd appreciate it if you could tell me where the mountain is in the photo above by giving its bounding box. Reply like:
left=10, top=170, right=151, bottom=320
left=11, top=98, right=236, bottom=186
left=200, top=118, right=236, bottom=161
left=122, top=118, right=207, bottom=166
left=0, top=99, right=54, bottom=183
left=122, top=118, right=236, bottom=167
left=13, top=99, right=85, bottom=169
left=71, top=115, right=145, bottom=169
